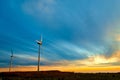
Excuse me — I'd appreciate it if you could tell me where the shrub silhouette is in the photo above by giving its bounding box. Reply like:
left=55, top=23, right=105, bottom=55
left=0, top=71, right=120, bottom=80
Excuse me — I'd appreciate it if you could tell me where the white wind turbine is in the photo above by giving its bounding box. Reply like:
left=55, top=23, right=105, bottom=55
left=36, top=35, right=42, bottom=71
left=9, top=49, right=14, bottom=72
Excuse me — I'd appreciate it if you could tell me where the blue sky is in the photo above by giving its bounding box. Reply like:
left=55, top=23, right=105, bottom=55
left=0, top=0, right=120, bottom=71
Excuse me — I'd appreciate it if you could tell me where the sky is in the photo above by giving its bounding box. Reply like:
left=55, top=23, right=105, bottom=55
left=0, top=0, right=120, bottom=72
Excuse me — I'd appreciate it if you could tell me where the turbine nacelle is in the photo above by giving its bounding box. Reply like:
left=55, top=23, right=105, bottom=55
left=36, top=35, right=42, bottom=45
left=11, top=49, right=14, bottom=57
left=9, top=49, right=14, bottom=72
left=36, top=40, right=42, bottom=45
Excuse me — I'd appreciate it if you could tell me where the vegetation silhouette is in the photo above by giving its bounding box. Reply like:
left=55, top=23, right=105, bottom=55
left=0, top=71, right=120, bottom=80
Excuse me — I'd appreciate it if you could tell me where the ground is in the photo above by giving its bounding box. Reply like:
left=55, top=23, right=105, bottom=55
left=0, top=71, right=120, bottom=80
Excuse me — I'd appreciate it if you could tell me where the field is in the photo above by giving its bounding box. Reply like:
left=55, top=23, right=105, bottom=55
left=0, top=71, right=120, bottom=80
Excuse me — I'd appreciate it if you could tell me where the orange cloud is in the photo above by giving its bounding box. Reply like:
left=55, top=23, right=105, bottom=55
left=116, top=34, right=120, bottom=41
left=1, top=51, right=120, bottom=73
left=0, top=65, right=120, bottom=73
left=52, top=51, right=120, bottom=67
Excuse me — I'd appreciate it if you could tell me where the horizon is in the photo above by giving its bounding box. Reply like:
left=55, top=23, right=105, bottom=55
left=0, top=66, right=120, bottom=73
left=0, top=0, right=120, bottom=73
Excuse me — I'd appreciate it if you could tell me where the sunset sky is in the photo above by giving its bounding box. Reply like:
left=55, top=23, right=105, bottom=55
left=0, top=0, right=120, bottom=72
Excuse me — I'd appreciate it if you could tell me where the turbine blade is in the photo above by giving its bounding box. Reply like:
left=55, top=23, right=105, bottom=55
left=11, top=49, right=13, bottom=56
left=40, top=35, right=42, bottom=42
left=36, top=40, right=39, bottom=43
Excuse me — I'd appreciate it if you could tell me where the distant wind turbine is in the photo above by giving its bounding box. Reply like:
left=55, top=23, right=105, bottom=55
left=36, top=35, right=42, bottom=71
left=9, top=49, right=14, bottom=72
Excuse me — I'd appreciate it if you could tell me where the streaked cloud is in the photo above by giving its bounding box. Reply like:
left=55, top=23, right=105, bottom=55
left=49, top=50, right=120, bottom=67
left=1, top=0, right=120, bottom=72
left=116, top=35, right=120, bottom=40
left=22, top=0, right=56, bottom=20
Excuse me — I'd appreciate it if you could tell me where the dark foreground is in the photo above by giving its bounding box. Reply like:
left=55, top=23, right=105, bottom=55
left=0, top=71, right=120, bottom=80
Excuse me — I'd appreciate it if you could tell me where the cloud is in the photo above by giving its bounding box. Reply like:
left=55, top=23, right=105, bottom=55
left=49, top=50, right=120, bottom=67
left=102, top=20, right=120, bottom=57
left=42, top=41, right=89, bottom=61
left=1, top=65, right=120, bottom=72
left=115, top=34, right=120, bottom=42
left=7, top=52, right=52, bottom=66
left=41, top=40, right=120, bottom=66
left=1, top=47, right=120, bottom=72
left=22, top=0, right=56, bottom=19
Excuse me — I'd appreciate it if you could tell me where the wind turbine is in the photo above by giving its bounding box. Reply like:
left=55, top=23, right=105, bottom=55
left=36, top=36, right=42, bottom=71
left=9, top=49, right=14, bottom=72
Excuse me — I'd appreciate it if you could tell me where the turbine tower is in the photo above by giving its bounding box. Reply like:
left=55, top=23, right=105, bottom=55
left=9, top=49, right=14, bottom=72
left=36, top=36, right=42, bottom=71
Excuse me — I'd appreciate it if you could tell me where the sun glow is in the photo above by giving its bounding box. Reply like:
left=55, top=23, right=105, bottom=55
left=0, top=65, right=120, bottom=73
